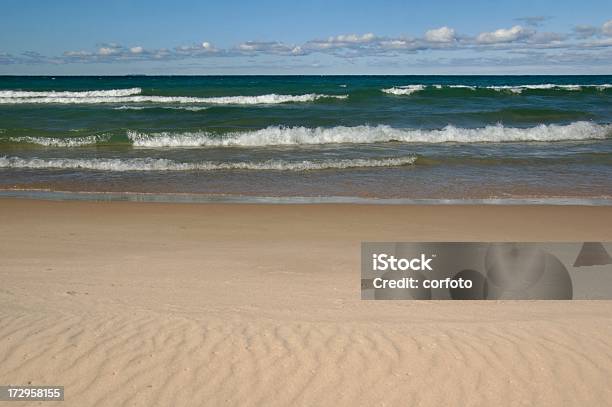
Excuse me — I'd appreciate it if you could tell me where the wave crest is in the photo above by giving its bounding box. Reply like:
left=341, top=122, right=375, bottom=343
left=2, top=135, right=110, bottom=147
left=5, top=122, right=608, bottom=148
left=0, top=93, right=347, bottom=105
left=382, top=84, right=612, bottom=95
left=382, top=85, right=426, bottom=95
left=0, top=155, right=417, bottom=172
left=0, top=88, right=142, bottom=98
left=128, top=122, right=610, bottom=147
left=113, top=105, right=209, bottom=111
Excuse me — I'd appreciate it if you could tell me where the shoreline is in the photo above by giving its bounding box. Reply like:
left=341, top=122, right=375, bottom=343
left=2, top=198, right=611, bottom=241
left=2, top=189, right=611, bottom=206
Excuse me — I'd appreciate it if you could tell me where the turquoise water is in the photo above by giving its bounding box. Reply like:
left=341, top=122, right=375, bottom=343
left=0, top=75, right=611, bottom=200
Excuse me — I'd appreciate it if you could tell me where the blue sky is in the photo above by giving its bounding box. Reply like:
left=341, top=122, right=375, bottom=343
left=2, top=0, right=612, bottom=74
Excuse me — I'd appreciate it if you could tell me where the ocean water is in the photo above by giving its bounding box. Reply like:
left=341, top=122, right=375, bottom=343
left=0, top=75, right=611, bottom=201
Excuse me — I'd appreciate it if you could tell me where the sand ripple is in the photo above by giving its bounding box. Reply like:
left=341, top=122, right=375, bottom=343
left=1, top=307, right=611, bottom=406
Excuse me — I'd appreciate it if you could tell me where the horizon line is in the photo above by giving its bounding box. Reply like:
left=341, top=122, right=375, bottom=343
left=2, top=73, right=612, bottom=77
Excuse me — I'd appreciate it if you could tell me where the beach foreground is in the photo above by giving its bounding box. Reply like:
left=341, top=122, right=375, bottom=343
left=1, top=199, right=611, bottom=406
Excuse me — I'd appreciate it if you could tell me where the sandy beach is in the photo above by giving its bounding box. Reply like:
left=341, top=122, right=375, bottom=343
left=1, top=199, right=612, bottom=406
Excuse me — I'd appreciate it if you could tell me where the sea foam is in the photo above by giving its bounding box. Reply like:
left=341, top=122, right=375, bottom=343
left=0, top=93, right=347, bottom=105
left=382, top=84, right=612, bottom=95
left=4, top=135, right=110, bottom=147
left=0, top=155, right=417, bottom=172
left=6, top=122, right=608, bottom=148
left=128, top=122, right=611, bottom=148
left=0, top=88, right=142, bottom=98
left=381, top=85, right=426, bottom=95
left=113, top=105, right=209, bottom=111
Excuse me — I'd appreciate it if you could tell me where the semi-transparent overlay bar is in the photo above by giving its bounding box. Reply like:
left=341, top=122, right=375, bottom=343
left=361, top=242, right=612, bottom=300
left=0, top=386, right=64, bottom=401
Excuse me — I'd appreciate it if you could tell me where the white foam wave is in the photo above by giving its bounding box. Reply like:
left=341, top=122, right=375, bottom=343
left=486, top=84, right=584, bottom=94
left=437, top=85, right=477, bottom=90
left=113, top=105, right=209, bottom=111
left=0, top=88, right=142, bottom=98
left=0, top=93, right=347, bottom=105
left=113, top=106, right=147, bottom=110
left=0, top=156, right=417, bottom=172
left=382, top=84, right=612, bottom=95
left=492, top=84, right=612, bottom=93
left=383, top=84, right=479, bottom=94
left=128, top=122, right=610, bottom=147
left=453, top=85, right=477, bottom=90
left=4, top=135, right=110, bottom=147
left=6, top=122, right=607, bottom=148
left=382, top=85, right=426, bottom=95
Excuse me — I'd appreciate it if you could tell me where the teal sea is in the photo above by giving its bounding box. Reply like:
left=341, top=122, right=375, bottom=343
left=0, top=75, right=611, bottom=201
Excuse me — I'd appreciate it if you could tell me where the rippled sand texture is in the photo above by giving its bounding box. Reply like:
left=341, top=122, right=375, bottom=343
left=1, top=200, right=612, bottom=406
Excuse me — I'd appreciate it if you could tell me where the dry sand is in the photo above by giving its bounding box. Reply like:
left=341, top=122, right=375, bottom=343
left=1, top=199, right=611, bottom=406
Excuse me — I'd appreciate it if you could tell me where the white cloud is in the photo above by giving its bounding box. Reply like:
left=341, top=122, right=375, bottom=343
left=331, top=33, right=376, bottom=43
left=425, top=26, right=456, bottom=43
left=98, top=47, right=118, bottom=56
left=305, top=33, right=379, bottom=51
left=12, top=20, right=612, bottom=67
left=379, top=39, right=418, bottom=49
left=528, top=31, right=566, bottom=45
left=174, top=41, right=219, bottom=56
left=238, top=43, right=257, bottom=51
left=476, top=25, right=531, bottom=44
left=236, top=41, right=301, bottom=55
left=64, top=50, right=92, bottom=57
left=574, top=25, right=599, bottom=39
left=603, top=20, right=612, bottom=36
left=583, top=37, right=612, bottom=48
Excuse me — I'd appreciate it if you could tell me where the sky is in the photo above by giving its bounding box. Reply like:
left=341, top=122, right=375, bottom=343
left=1, top=0, right=612, bottom=75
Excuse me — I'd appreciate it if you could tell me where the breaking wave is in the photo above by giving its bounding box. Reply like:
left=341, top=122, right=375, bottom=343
left=382, top=84, right=612, bottom=95
left=0, top=155, right=417, bottom=172
left=1, top=135, right=111, bottom=147
left=113, top=105, right=209, bottom=111
left=381, top=85, right=426, bottom=95
left=486, top=84, right=612, bottom=94
left=4, top=122, right=608, bottom=148
left=128, top=122, right=610, bottom=147
left=0, top=93, right=347, bottom=105
left=0, top=88, right=142, bottom=98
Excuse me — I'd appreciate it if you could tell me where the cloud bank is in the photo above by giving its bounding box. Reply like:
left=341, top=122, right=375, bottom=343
left=2, top=19, right=612, bottom=69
